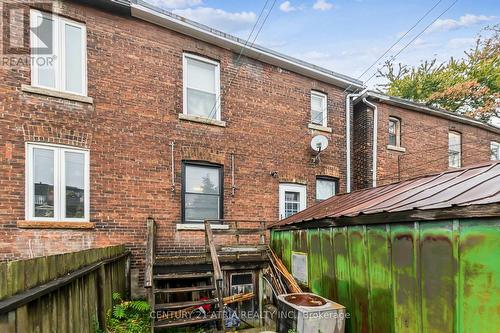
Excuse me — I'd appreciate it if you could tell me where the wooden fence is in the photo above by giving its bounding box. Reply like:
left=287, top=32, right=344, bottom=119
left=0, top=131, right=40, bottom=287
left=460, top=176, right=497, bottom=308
left=0, top=245, right=130, bottom=333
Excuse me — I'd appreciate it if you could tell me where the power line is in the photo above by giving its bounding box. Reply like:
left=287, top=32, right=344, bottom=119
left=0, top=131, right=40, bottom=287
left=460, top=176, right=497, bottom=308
left=311, top=0, right=458, bottom=128
left=355, top=0, right=444, bottom=81
left=362, top=0, right=459, bottom=86
left=206, top=0, right=277, bottom=120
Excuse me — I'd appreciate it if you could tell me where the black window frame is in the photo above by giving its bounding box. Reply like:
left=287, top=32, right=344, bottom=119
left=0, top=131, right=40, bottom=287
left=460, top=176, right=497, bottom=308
left=181, top=161, right=224, bottom=224
left=315, top=176, right=339, bottom=201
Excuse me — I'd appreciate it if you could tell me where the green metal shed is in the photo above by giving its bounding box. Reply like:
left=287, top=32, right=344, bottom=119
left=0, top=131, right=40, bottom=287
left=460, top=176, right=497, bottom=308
left=270, top=161, right=500, bottom=333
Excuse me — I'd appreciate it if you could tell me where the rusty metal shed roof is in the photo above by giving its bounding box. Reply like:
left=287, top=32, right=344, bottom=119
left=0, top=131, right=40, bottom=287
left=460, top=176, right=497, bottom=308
left=271, top=161, right=500, bottom=229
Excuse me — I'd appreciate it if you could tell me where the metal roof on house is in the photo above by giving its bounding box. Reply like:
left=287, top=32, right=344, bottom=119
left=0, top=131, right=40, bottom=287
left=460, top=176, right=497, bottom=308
left=271, top=161, right=500, bottom=229
left=356, top=91, right=500, bottom=134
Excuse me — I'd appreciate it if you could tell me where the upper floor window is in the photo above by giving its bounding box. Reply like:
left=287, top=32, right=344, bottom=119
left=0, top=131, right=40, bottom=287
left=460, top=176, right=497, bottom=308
left=30, top=10, right=87, bottom=96
left=311, top=91, right=327, bottom=127
left=316, top=176, right=338, bottom=201
left=448, top=131, right=462, bottom=168
left=183, top=54, right=221, bottom=120
left=182, top=162, right=223, bottom=223
left=388, top=117, right=401, bottom=147
left=279, top=183, right=306, bottom=220
left=26, top=143, right=89, bottom=222
left=491, top=141, right=500, bottom=161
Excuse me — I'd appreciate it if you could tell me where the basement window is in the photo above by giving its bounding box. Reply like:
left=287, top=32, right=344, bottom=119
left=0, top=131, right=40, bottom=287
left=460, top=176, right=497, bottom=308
left=26, top=143, right=89, bottom=222
left=230, top=272, right=254, bottom=314
left=30, top=10, right=87, bottom=96
left=311, top=91, right=327, bottom=127
left=182, top=162, right=223, bottom=223
left=448, top=131, right=462, bottom=168
left=491, top=141, right=500, bottom=161
left=183, top=53, right=221, bottom=120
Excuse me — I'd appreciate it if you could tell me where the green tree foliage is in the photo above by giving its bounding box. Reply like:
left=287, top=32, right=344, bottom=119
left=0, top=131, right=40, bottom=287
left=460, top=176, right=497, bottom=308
left=377, top=25, right=500, bottom=123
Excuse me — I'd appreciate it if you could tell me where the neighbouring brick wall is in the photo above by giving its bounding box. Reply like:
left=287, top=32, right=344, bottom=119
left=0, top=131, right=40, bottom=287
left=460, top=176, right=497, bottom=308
left=0, top=0, right=348, bottom=277
left=352, top=103, right=373, bottom=190
left=373, top=102, right=500, bottom=185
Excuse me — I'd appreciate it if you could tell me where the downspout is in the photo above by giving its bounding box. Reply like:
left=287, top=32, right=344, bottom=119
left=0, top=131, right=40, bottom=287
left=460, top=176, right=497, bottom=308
left=362, top=98, right=378, bottom=188
left=345, top=89, right=367, bottom=192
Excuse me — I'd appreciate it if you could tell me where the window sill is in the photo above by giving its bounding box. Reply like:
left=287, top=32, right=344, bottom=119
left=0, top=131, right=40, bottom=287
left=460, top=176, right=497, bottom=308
left=387, top=145, right=406, bottom=153
left=176, top=223, right=230, bottom=231
left=308, top=123, right=332, bottom=133
left=21, top=85, right=93, bottom=104
left=17, top=221, right=95, bottom=229
left=178, top=113, right=226, bottom=127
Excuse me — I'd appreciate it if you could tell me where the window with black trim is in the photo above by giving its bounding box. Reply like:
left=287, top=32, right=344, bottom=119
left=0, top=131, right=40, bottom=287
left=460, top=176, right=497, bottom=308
left=316, top=176, right=338, bottom=201
left=182, top=162, right=223, bottom=223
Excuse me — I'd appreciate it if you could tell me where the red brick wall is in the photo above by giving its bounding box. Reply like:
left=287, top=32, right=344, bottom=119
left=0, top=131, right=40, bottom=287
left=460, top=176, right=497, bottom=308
left=352, top=103, right=373, bottom=190
left=0, top=1, right=347, bottom=269
left=372, top=101, right=500, bottom=185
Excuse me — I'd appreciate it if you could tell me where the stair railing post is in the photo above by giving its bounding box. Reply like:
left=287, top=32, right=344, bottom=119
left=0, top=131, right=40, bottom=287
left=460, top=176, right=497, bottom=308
left=145, top=217, right=156, bottom=333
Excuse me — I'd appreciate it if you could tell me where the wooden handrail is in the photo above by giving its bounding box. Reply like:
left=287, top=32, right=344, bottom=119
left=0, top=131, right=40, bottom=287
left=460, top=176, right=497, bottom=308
left=204, top=220, right=223, bottom=283
left=144, top=217, right=156, bottom=288
left=204, top=220, right=225, bottom=330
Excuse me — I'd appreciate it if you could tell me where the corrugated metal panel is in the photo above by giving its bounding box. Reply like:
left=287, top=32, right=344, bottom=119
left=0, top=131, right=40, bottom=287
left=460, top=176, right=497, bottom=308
left=271, top=218, right=500, bottom=333
left=272, top=162, right=500, bottom=228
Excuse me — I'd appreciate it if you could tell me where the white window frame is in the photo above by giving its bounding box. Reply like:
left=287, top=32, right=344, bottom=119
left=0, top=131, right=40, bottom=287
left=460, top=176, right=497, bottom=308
left=388, top=117, right=401, bottom=147
left=279, top=183, right=306, bottom=220
left=491, top=141, right=500, bottom=161
left=182, top=53, right=221, bottom=120
left=25, top=143, right=90, bottom=222
left=310, top=91, right=327, bottom=127
left=30, top=10, right=88, bottom=96
left=448, top=131, right=462, bottom=168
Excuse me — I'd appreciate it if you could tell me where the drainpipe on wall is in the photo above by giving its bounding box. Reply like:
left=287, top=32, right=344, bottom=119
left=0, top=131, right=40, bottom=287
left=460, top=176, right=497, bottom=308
left=345, top=89, right=367, bottom=192
left=362, top=98, right=378, bottom=188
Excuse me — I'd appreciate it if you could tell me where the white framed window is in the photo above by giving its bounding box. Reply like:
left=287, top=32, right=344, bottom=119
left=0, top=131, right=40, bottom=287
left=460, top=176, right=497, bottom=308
left=491, top=141, right=500, bottom=161
left=448, top=131, right=462, bottom=168
left=388, top=117, right=401, bottom=147
left=183, top=53, right=221, bottom=120
left=279, top=183, right=306, bottom=220
left=316, top=176, right=338, bottom=201
left=26, top=143, right=89, bottom=222
left=311, top=91, right=327, bottom=127
left=30, top=10, right=87, bottom=96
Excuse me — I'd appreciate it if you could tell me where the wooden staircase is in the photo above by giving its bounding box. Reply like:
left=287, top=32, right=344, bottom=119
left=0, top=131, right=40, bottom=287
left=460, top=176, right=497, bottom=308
left=144, top=218, right=268, bottom=332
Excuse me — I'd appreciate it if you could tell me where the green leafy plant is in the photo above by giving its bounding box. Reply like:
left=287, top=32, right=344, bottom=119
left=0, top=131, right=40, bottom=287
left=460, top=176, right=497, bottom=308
left=100, top=292, right=151, bottom=333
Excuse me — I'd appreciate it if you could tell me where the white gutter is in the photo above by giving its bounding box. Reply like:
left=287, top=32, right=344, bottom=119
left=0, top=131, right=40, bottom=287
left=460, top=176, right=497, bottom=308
left=363, top=98, right=378, bottom=188
left=345, top=89, right=367, bottom=192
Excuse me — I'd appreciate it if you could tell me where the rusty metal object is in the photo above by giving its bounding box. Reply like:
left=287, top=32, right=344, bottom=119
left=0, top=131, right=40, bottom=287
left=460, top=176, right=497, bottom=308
left=272, top=161, right=500, bottom=228
left=284, top=294, right=326, bottom=306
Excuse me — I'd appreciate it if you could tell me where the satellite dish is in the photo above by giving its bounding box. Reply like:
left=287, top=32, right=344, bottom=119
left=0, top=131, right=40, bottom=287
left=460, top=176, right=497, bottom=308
left=310, top=135, right=329, bottom=153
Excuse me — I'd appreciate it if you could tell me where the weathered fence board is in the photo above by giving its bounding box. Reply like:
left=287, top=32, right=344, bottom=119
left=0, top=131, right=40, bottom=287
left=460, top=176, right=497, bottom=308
left=0, top=245, right=129, bottom=333
left=271, top=218, right=500, bottom=333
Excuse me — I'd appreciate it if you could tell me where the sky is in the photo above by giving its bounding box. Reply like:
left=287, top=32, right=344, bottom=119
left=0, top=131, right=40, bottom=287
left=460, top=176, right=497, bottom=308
left=144, top=0, right=499, bottom=88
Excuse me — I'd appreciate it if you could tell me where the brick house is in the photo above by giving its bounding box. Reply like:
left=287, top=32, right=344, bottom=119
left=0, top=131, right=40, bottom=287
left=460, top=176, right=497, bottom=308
left=0, top=0, right=365, bottom=295
left=0, top=0, right=499, bottom=298
left=352, top=91, right=500, bottom=189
